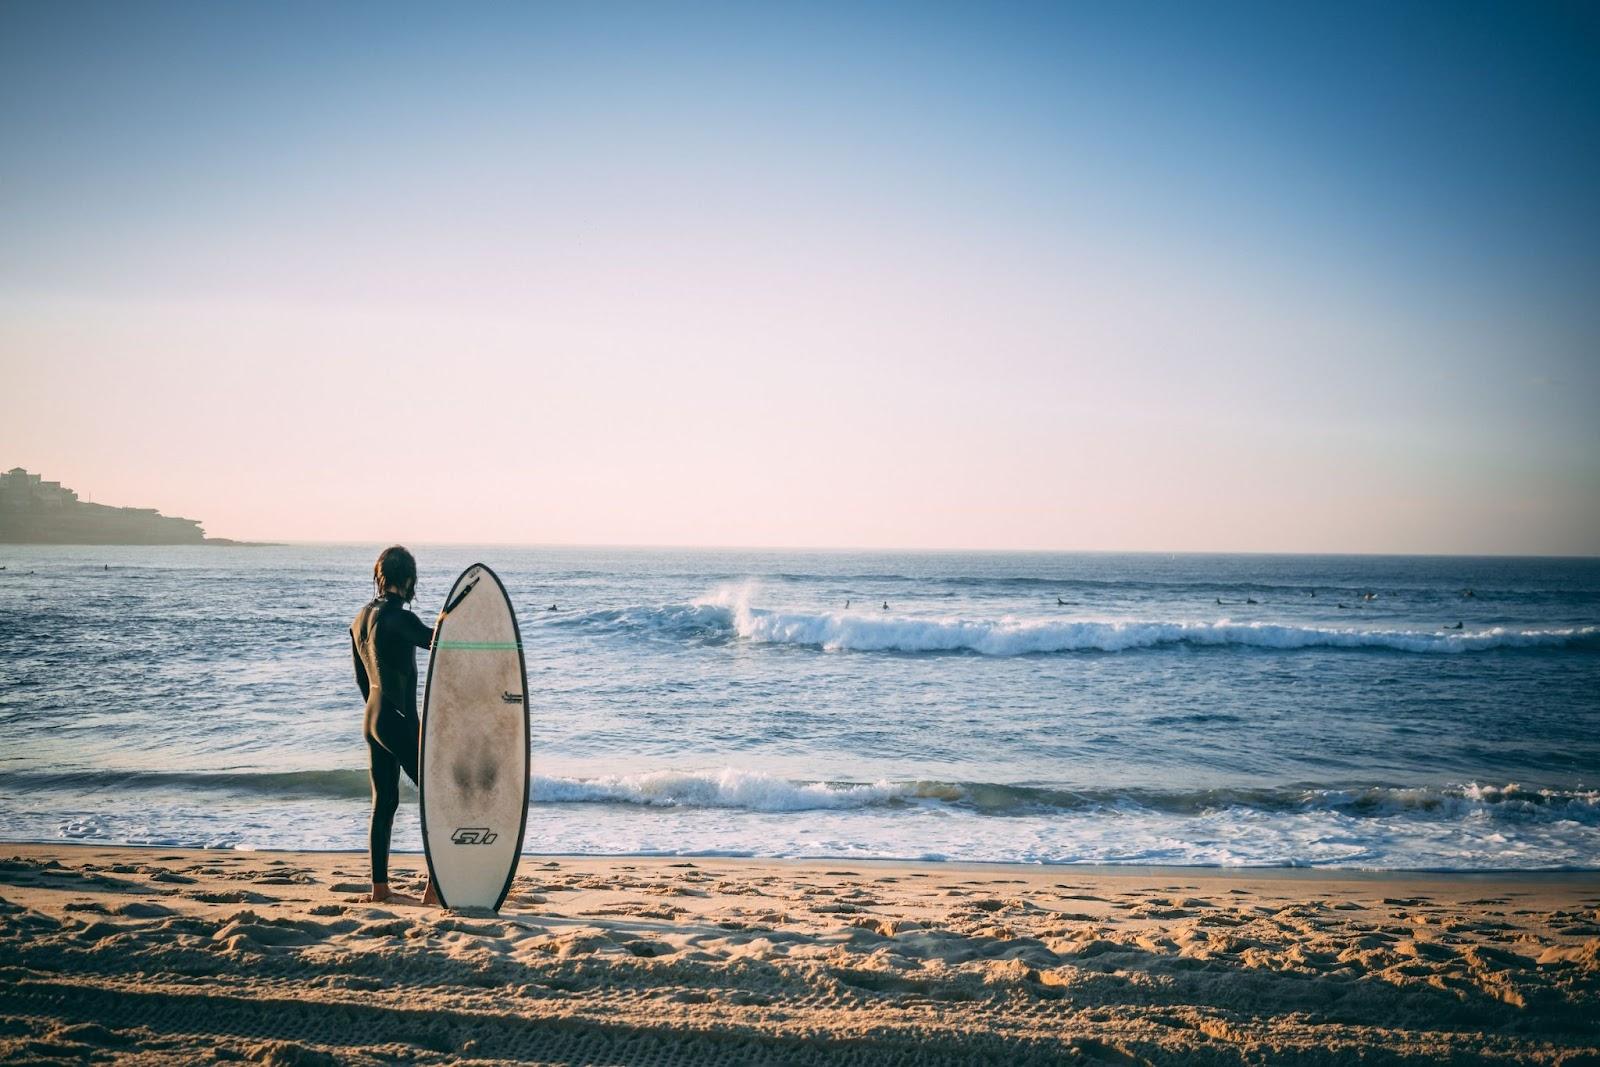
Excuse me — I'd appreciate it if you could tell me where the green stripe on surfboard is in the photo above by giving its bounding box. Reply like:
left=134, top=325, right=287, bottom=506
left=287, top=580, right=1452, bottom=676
left=435, top=640, right=520, bottom=650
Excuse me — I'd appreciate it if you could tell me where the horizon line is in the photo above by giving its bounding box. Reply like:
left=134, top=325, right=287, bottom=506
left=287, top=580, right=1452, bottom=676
left=199, top=539, right=1600, bottom=561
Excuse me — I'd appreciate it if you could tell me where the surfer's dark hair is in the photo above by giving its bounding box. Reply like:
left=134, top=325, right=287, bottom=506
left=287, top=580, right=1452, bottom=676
left=374, top=545, right=417, bottom=598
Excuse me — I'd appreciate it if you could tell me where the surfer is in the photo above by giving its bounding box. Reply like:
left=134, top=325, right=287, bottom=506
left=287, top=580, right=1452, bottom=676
left=882, top=600, right=889, bottom=610
left=351, top=545, right=441, bottom=907
left=1246, top=597, right=1258, bottom=605
left=1057, top=597, right=1066, bottom=606
left=845, top=599, right=850, bottom=609
left=547, top=604, right=557, bottom=611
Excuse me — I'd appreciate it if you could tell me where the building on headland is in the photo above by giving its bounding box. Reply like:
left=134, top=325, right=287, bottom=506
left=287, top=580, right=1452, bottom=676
left=0, top=468, right=210, bottom=544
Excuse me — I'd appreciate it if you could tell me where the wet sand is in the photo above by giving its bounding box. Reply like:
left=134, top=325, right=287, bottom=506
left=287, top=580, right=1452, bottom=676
left=2, top=844, right=1597, bottom=1064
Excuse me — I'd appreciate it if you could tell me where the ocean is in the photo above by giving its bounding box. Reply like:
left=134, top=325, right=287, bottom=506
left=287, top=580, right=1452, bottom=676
left=1, top=545, right=1597, bottom=870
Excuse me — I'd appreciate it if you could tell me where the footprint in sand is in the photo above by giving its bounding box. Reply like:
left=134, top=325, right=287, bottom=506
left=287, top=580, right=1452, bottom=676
left=64, top=901, right=111, bottom=914
left=189, top=890, right=274, bottom=905
left=148, top=871, right=197, bottom=884
left=253, top=873, right=316, bottom=886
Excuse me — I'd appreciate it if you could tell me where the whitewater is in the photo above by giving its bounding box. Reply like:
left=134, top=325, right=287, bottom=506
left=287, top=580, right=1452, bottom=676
left=1, top=546, right=1597, bottom=869
left=671, top=586, right=1600, bottom=655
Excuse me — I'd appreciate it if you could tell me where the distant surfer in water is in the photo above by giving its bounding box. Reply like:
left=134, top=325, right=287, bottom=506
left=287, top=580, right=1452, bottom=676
left=351, top=545, right=441, bottom=907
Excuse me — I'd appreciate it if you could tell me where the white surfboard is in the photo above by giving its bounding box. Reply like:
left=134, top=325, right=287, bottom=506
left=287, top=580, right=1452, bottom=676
left=420, top=563, right=529, bottom=912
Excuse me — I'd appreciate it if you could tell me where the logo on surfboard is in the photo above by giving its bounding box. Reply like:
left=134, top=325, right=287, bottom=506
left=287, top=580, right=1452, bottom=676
left=450, top=827, right=498, bottom=845
left=501, top=691, right=522, bottom=704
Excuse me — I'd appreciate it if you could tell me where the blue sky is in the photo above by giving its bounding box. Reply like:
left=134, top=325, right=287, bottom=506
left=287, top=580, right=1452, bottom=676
left=2, top=1, right=1597, bottom=551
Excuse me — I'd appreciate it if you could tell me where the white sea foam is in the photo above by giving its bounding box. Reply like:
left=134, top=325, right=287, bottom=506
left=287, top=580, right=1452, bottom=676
left=15, top=777, right=1600, bottom=869
left=680, top=587, right=1600, bottom=656
left=531, top=767, right=912, bottom=811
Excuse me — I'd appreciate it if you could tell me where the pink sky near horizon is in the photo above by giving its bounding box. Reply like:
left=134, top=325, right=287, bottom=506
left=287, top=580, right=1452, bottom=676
left=4, top=279, right=1593, bottom=555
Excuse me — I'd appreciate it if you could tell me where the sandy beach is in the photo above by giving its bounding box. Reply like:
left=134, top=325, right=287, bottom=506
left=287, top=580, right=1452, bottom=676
left=0, top=845, right=1594, bottom=1064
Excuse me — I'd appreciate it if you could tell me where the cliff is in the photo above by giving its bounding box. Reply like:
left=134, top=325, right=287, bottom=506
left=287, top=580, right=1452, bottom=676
left=1, top=467, right=211, bottom=545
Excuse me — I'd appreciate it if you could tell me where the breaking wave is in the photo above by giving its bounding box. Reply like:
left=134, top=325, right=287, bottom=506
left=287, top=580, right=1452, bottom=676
left=568, top=590, right=1600, bottom=656
left=7, top=768, right=1596, bottom=824
left=533, top=774, right=1600, bottom=823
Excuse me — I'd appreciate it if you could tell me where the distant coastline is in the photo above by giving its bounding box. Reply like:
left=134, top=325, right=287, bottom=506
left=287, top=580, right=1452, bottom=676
left=0, top=467, right=273, bottom=546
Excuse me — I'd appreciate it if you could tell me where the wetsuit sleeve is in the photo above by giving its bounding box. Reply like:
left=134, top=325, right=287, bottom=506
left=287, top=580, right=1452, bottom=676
left=404, top=611, right=434, bottom=649
left=352, top=632, right=370, bottom=701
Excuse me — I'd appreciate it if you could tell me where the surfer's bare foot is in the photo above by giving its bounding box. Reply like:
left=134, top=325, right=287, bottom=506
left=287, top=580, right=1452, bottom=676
left=368, top=883, right=423, bottom=906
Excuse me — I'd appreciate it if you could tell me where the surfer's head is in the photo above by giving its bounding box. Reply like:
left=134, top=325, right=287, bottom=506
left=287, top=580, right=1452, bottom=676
left=374, top=545, right=417, bottom=601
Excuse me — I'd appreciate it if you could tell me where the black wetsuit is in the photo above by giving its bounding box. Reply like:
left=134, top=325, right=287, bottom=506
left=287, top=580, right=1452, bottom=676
left=351, top=593, right=433, bottom=884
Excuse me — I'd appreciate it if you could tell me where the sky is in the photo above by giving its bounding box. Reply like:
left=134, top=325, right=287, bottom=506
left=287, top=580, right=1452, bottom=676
left=2, top=1, right=1597, bottom=553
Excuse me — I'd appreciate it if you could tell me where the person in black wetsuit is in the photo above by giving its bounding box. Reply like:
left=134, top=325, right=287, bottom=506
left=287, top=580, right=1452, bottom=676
left=351, top=545, right=442, bottom=906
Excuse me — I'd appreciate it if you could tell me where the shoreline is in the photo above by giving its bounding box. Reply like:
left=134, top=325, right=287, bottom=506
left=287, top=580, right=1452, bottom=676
left=3, top=842, right=1596, bottom=1063
left=6, top=838, right=1600, bottom=879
